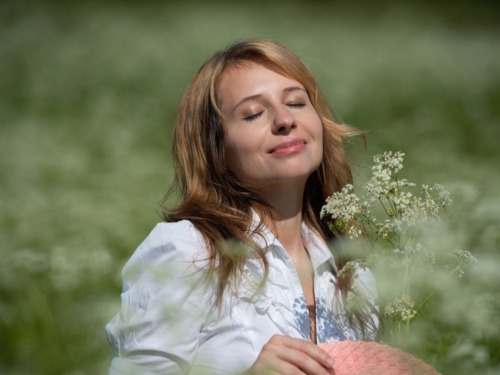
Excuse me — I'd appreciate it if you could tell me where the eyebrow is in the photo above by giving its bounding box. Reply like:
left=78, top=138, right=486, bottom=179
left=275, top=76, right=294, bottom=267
left=232, top=86, right=307, bottom=113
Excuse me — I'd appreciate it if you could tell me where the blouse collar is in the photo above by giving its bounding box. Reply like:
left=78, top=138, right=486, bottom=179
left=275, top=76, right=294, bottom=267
left=247, top=210, right=337, bottom=274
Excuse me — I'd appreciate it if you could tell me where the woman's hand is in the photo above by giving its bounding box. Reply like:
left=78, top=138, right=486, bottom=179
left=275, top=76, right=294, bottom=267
left=244, top=335, right=336, bottom=375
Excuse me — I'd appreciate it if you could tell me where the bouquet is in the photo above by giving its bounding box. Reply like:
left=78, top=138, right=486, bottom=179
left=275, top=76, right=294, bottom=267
left=320, top=151, right=477, bottom=337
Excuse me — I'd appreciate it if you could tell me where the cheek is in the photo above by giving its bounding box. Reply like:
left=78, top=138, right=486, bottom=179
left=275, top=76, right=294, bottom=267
left=312, top=117, right=324, bottom=162
left=223, top=125, right=263, bottom=158
left=223, top=128, right=266, bottom=181
left=223, top=132, right=249, bottom=173
left=305, top=108, right=322, bottom=132
left=313, top=116, right=324, bottom=147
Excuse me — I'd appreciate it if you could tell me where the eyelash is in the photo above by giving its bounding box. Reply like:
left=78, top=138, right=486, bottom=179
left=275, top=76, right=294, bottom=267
left=242, top=102, right=306, bottom=122
left=244, top=112, right=263, bottom=122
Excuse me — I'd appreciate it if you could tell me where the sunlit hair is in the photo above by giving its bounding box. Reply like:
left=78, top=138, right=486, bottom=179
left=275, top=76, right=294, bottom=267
left=162, top=38, right=376, bottom=337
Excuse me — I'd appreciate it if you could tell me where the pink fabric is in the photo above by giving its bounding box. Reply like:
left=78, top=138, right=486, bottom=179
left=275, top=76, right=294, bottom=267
left=319, top=341, right=442, bottom=375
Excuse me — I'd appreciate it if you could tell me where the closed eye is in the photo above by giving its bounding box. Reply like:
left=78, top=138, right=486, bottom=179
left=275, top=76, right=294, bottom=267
left=288, top=102, right=306, bottom=108
left=243, top=112, right=263, bottom=121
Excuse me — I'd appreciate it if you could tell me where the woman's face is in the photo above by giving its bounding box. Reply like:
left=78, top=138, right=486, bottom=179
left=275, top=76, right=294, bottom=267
left=218, top=62, right=323, bottom=192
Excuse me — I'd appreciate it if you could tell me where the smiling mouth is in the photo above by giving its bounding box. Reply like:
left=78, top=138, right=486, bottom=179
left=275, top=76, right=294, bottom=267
left=268, top=139, right=307, bottom=155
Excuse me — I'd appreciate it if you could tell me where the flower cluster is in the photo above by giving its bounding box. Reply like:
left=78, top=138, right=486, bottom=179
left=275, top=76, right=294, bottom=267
left=321, top=151, right=476, bottom=333
left=384, top=294, right=417, bottom=323
left=448, top=249, right=478, bottom=278
left=322, top=152, right=454, bottom=245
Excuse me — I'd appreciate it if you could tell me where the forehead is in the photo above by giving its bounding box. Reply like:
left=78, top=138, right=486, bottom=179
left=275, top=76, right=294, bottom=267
left=221, top=61, right=300, bottom=87
left=217, top=62, right=304, bottom=104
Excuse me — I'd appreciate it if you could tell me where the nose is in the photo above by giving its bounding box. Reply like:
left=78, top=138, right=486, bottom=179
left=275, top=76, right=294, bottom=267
left=272, top=105, right=296, bottom=134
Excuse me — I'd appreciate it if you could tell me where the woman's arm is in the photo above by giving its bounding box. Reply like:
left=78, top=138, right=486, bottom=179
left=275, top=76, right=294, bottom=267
left=106, top=221, right=214, bottom=374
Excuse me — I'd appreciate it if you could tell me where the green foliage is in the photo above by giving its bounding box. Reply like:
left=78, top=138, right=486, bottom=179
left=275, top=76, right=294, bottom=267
left=1, top=1, right=499, bottom=374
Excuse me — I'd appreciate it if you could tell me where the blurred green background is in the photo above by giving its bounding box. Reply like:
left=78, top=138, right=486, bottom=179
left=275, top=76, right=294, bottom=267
left=1, top=1, right=499, bottom=374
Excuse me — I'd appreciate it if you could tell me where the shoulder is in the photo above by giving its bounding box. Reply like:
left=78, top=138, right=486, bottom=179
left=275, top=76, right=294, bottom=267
left=122, top=220, right=208, bottom=281
left=137, top=220, right=204, bottom=253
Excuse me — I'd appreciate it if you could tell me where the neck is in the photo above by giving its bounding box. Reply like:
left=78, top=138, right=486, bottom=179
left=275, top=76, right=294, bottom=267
left=273, top=214, right=305, bottom=257
left=259, top=183, right=306, bottom=257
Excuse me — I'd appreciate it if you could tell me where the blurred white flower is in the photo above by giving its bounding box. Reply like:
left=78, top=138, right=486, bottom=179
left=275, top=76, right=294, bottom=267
left=321, top=151, right=474, bottom=335
left=448, top=249, right=477, bottom=277
left=384, top=294, right=417, bottom=323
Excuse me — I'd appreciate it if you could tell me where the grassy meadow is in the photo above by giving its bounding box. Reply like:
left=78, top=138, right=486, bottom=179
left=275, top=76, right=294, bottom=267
left=1, top=1, right=499, bottom=374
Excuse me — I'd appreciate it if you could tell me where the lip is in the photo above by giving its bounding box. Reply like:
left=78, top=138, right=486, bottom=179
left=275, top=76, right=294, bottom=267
left=268, top=138, right=307, bottom=156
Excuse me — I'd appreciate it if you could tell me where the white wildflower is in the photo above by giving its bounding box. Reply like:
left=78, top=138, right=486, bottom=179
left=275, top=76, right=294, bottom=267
left=337, top=261, right=358, bottom=280
left=448, top=249, right=477, bottom=277
left=373, top=151, right=405, bottom=174
left=384, top=294, right=417, bottom=322
left=321, top=184, right=362, bottom=235
left=393, top=243, right=435, bottom=269
left=376, top=218, right=402, bottom=240
left=321, top=151, right=475, bottom=335
left=428, top=184, right=452, bottom=209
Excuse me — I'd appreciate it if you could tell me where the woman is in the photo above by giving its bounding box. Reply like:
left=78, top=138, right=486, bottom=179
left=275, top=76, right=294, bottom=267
left=106, top=39, right=378, bottom=375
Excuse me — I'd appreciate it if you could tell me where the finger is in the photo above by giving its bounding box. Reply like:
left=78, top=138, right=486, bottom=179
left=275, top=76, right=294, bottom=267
left=249, top=345, right=308, bottom=375
left=257, top=359, right=308, bottom=375
left=263, top=336, right=334, bottom=374
left=279, top=336, right=336, bottom=371
left=256, top=335, right=335, bottom=375
left=275, top=346, right=333, bottom=375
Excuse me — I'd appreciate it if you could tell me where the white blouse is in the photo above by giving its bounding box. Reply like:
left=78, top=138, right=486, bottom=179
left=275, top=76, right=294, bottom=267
left=105, top=218, right=377, bottom=375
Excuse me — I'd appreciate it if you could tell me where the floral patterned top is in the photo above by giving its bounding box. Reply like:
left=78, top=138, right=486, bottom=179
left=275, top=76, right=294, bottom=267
left=105, top=217, right=377, bottom=375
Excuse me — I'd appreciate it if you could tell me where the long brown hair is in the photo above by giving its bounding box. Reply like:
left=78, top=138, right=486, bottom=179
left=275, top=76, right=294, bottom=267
left=161, top=39, right=375, bottom=337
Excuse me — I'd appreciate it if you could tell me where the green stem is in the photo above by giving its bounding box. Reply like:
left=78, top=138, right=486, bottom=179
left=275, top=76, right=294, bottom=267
left=416, top=289, right=436, bottom=311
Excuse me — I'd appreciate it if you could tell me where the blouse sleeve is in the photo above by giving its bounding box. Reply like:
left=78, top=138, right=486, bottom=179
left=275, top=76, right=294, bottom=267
left=105, top=221, right=215, bottom=374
